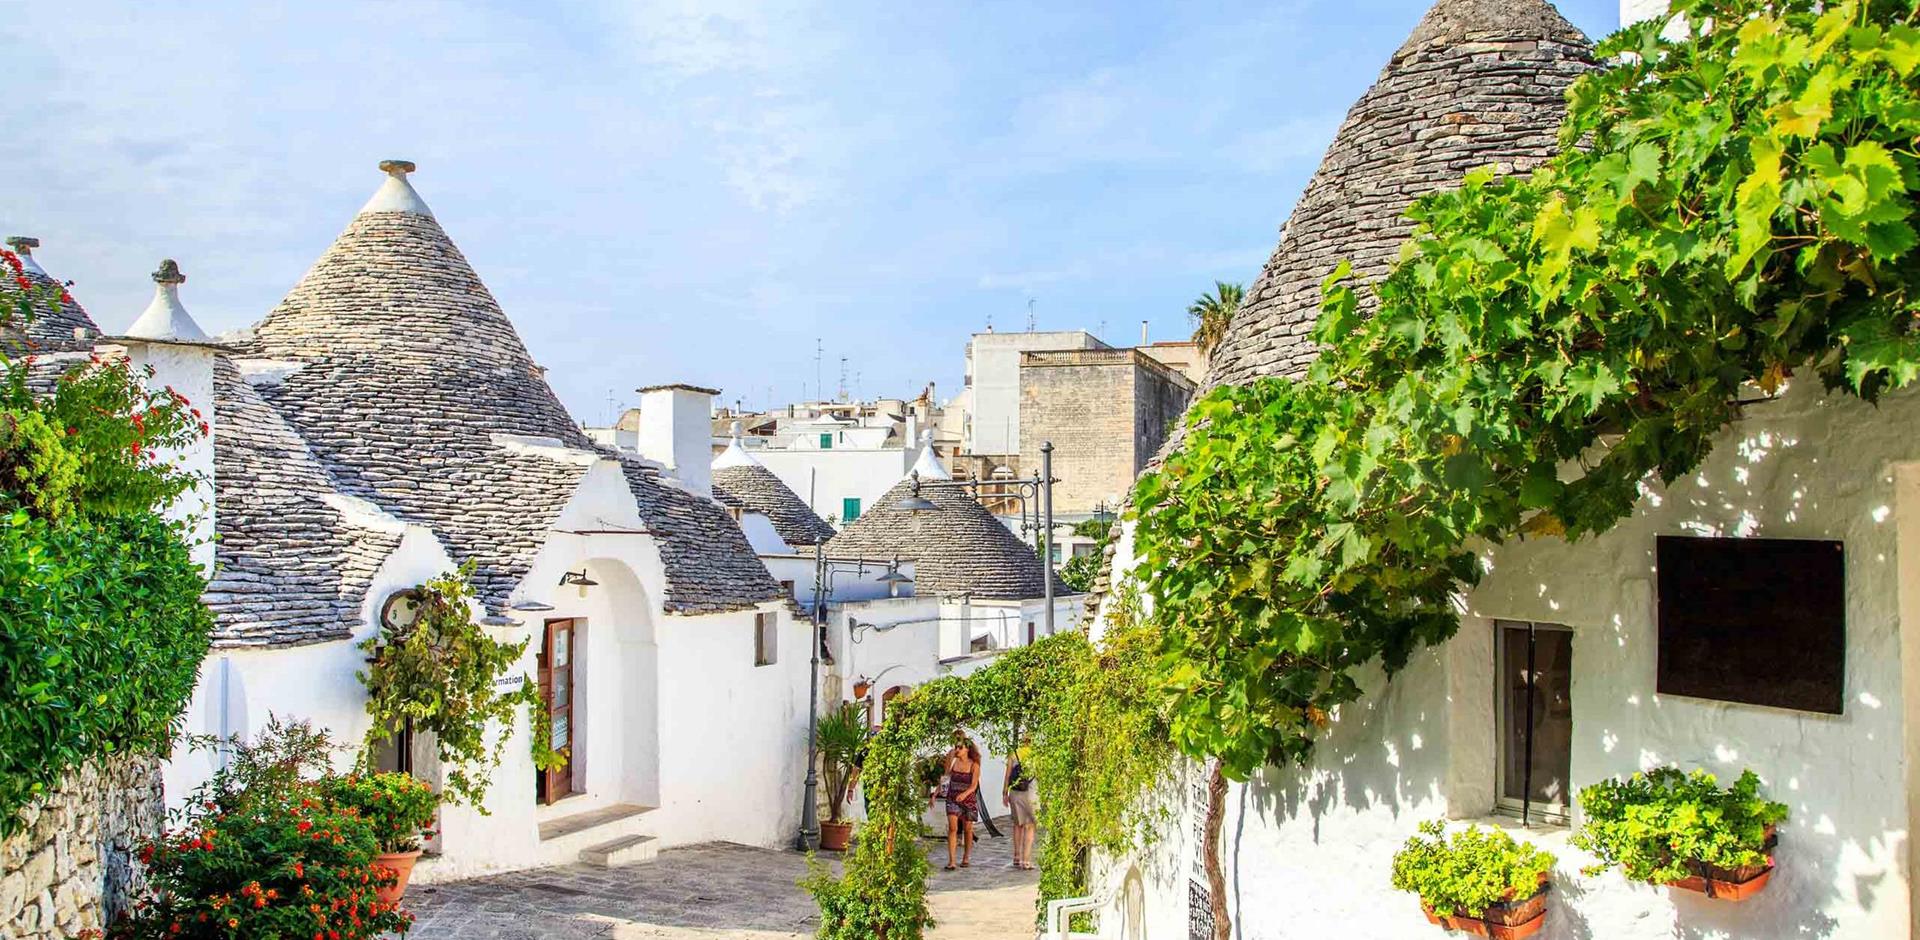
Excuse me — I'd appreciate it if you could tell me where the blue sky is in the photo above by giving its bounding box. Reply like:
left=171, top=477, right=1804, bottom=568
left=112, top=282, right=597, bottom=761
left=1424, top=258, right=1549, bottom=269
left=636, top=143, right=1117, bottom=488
left=3, top=0, right=1619, bottom=424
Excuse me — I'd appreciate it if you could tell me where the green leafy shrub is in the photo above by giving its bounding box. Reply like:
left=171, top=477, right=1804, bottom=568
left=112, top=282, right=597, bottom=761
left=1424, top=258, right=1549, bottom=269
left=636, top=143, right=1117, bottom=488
left=326, top=772, right=440, bottom=854
left=109, top=724, right=412, bottom=940
left=0, top=251, right=212, bottom=833
left=0, top=510, right=211, bottom=834
left=1572, top=767, right=1788, bottom=883
left=359, top=565, right=563, bottom=808
left=1390, top=821, right=1555, bottom=917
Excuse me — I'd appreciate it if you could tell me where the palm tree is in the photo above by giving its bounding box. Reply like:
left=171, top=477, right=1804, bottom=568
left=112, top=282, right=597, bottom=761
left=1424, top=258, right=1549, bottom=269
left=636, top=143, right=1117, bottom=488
left=1187, top=281, right=1244, bottom=358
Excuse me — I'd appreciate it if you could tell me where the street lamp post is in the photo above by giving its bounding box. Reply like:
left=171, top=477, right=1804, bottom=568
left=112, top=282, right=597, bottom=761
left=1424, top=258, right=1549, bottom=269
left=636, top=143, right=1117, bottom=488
left=796, top=547, right=908, bottom=852
left=1040, top=441, right=1055, bottom=634
left=797, top=542, right=826, bottom=852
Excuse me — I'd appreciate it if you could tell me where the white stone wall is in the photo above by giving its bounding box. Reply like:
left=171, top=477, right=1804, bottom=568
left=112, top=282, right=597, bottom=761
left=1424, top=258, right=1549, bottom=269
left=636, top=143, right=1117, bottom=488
left=0, top=755, right=163, bottom=939
left=966, top=330, right=1108, bottom=457
left=755, top=447, right=914, bottom=525
left=1099, top=380, right=1920, bottom=939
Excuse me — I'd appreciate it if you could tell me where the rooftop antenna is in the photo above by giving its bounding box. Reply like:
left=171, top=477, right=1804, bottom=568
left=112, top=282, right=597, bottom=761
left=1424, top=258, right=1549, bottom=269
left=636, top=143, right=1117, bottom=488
left=838, top=356, right=849, bottom=402
left=1026, top=298, right=1036, bottom=332
left=606, top=388, right=618, bottom=425
left=1098, top=318, right=1107, bottom=342
left=814, top=338, right=824, bottom=403
left=986, top=312, right=994, bottom=333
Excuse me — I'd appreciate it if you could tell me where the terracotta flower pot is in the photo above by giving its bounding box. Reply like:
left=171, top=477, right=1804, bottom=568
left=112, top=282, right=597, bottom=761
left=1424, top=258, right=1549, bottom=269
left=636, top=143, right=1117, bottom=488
left=1664, top=826, right=1778, bottom=901
left=819, top=820, right=855, bottom=852
left=1667, top=861, right=1774, bottom=901
left=373, top=849, right=424, bottom=904
left=1421, top=875, right=1550, bottom=938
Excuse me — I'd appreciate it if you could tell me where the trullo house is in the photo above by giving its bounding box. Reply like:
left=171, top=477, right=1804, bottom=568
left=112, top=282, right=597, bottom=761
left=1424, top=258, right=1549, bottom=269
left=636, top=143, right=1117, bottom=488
left=1089, top=0, right=1920, bottom=937
left=40, top=160, right=816, bottom=882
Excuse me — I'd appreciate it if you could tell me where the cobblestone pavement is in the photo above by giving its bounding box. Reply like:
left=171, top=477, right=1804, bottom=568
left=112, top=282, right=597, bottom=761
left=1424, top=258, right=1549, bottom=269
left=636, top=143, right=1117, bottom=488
left=405, top=819, right=1040, bottom=939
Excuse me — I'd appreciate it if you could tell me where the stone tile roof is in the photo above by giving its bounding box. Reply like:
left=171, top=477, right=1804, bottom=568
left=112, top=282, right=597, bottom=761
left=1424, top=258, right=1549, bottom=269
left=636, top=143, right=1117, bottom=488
left=205, top=357, right=405, bottom=647
left=824, top=476, right=1066, bottom=601
left=1, top=239, right=102, bottom=353
left=1093, top=0, right=1592, bottom=605
left=1203, top=0, right=1592, bottom=388
left=237, top=176, right=776, bottom=617
left=616, top=456, right=784, bottom=613
left=712, top=463, right=836, bottom=547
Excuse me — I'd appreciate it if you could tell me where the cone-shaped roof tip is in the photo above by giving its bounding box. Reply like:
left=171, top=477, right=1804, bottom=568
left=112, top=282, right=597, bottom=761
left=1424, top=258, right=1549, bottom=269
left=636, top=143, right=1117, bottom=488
left=125, top=259, right=211, bottom=343
left=907, top=432, right=950, bottom=482
left=1398, top=0, right=1586, bottom=54
left=712, top=426, right=761, bottom=470
left=360, top=159, right=433, bottom=217
left=7, top=236, right=48, bottom=278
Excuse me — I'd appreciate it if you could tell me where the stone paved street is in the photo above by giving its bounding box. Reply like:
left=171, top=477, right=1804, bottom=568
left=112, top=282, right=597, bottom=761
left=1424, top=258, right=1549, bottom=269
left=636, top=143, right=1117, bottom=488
left=405, top=820, right=1041, bottom=939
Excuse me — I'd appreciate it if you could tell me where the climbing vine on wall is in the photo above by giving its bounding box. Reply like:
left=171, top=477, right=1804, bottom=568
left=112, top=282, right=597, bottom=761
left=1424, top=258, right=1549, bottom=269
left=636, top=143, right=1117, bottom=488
left=359, top=564, right=564, bottom=808
left=1134, top=0, right=1920, bottom=785
left=803, top=587, right=1171, bottom=940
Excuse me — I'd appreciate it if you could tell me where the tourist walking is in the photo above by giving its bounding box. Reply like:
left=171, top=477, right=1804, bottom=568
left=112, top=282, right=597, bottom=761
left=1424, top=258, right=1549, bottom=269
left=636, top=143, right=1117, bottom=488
left=942, top=731, right=979, bottom=870
left=1003, top=733, right=1037, bottom=870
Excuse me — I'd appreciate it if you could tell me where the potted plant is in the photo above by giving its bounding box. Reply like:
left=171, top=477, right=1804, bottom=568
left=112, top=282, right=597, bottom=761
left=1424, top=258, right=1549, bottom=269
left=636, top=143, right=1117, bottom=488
left=328, top=771, right=441, bottom=903
left=816, top=702, right=869, bottom=851
left=1391, top=821, right=1555, bottom=938
left=1573, top=767, right=1788, bottom=900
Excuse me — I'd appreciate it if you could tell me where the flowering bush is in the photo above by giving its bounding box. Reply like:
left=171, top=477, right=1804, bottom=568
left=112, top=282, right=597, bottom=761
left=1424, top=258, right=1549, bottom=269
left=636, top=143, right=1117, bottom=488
left=326, top=773, right=439, bottom=854
left=0, top=246, right=213, bottom=832
left=110, top=784, right=411, bottom=940
left=1390, top=821, right=1555, bottom=918
left=110, top=721, right=414, bottom=939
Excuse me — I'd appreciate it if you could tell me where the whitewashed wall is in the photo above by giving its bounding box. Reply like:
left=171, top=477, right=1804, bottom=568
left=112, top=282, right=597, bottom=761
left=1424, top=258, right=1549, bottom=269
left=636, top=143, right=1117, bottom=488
left=756, top=447, right=913, bottom=525
left=161, top=525, right=453, bottom=807
left=1101, top=380, right=1920, bottom=939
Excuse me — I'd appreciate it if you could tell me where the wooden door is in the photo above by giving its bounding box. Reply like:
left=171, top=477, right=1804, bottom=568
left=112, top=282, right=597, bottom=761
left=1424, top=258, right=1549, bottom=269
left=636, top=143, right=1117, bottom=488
left=537, top=619, right=575, bottom=804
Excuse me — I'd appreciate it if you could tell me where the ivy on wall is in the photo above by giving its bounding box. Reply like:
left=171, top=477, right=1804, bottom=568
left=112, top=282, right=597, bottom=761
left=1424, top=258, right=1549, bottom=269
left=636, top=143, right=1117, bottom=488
left=1133, top=0, right=1920, bottom=784
left=359, top=564, right=565, bottom=809
left=804, top=587, right=1171, bottom=940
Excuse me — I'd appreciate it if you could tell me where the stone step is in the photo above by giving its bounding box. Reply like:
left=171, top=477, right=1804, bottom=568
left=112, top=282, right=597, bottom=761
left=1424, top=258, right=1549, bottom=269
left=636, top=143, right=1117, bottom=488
left=537, top=802, right=653, bottom=842
left=578, top=834, right=659, bottom=869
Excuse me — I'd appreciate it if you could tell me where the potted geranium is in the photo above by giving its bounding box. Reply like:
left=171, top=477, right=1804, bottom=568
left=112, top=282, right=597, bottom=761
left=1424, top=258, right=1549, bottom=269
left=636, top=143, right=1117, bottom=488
left=1573, top=767, right=1788, bottom=900
left=1391, top=821, right=1555, bottom=938
left=328, top=771, right=441, bottom=903
left=816, top=703, right=869, bottom=851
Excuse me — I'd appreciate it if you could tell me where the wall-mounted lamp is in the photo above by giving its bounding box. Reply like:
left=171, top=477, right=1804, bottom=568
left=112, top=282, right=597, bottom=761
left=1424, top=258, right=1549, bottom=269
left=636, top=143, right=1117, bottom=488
left=559, top=569, right=598, bottom=588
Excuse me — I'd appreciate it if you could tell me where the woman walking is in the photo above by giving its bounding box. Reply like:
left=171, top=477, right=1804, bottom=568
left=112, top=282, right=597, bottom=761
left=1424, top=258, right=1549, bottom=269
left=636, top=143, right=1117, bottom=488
left=942, top=731, right=980, bottom=870
left=1003, top=733, right=1037, bottom=870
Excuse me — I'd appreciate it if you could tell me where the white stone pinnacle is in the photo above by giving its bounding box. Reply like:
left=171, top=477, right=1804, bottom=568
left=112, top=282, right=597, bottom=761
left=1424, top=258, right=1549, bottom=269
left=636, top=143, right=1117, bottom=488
left=713, top=422, right=761, bottom=469
left=358, top=159, right=434, bottom=217
left=124, top=259, right=212, bottom=343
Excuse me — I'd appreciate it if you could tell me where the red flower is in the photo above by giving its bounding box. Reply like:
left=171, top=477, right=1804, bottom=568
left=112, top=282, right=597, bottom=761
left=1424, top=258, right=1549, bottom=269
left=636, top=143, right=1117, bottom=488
left=129, top=442, right=142, bottom=456
left=297, top=820, right=313, bottom=832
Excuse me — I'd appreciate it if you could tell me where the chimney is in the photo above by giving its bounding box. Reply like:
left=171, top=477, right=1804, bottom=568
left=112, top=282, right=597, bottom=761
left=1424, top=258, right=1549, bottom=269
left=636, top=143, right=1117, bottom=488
left=117, top=260, right=219, bottom=576
left=636, top=383, right=719, bottom=498
left=1140, top=320, right=1149, bottom=347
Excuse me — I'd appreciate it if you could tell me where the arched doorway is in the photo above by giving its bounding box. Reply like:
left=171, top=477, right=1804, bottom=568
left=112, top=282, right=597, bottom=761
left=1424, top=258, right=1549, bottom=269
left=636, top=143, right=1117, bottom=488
left=552, top=558, right=659, bottom=809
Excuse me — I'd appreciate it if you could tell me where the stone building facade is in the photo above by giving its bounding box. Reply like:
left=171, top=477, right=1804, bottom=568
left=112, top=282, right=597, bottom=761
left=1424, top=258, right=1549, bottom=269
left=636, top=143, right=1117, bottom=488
left=1018, top=348, right=1194, bottom=517
left=0, top=756, right=162, bottom=939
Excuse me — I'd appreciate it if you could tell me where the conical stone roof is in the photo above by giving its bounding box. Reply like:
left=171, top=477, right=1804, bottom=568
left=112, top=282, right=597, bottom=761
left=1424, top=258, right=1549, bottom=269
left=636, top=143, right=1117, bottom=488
left=1094, top=0, right=1593, bottom=604
left=241, top=162, right=777, bottom=614
left=1, top=236, right=103, bottom=352
left=1203, top=0, right=1592, bottom=388
left=825, top=474, right=1064, bottom=600
left=711, top=438, right=836, bottom=547
left=206, top=358, right=406, bottom=647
